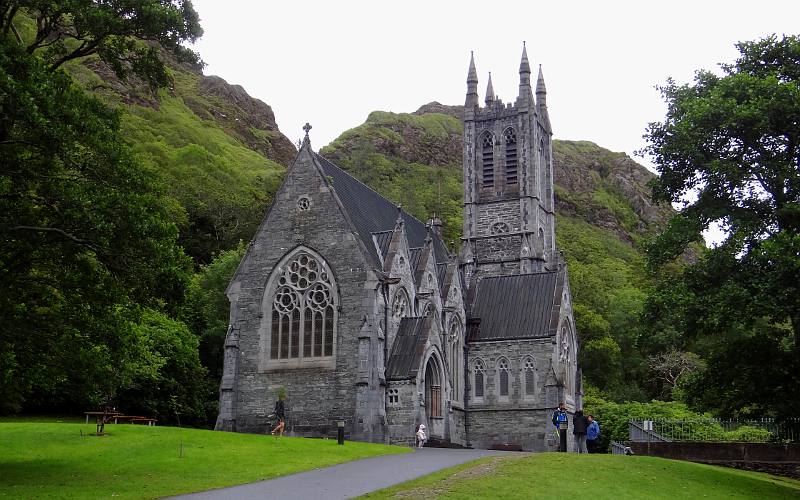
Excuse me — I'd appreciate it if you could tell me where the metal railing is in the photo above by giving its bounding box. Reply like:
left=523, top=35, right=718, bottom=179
left=629, top=418, right=800, bottom=443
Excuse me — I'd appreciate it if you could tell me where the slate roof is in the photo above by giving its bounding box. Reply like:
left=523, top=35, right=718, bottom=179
left=409, top=248, right=422, bottom=275
left=467, top=271, right=560, bottom=342
left=386, top=316, right=429, bottom=380
left=315, top=153, right=449, bottom=266
left=372, top=231, right=393, bottom=260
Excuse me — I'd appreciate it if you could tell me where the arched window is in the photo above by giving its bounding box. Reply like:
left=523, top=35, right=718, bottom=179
left=473, top=359, right=485, bottom=399
left=498, top=358, right=510, bottom=397
left=392, top=288, right=409, bottom=318
left=522, top=356, right=536, bottom=398
left=504, top=128, right=517, bottom=185
left=560, top=321, right=576, bottom=394
left=263, top=249, right=337, bottom=370
left=449, top=319, right=462, bottom=403
left=481, top=133, right=494, bottom=188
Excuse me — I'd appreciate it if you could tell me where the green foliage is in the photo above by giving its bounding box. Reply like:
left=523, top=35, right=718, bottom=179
left=0, top=39, right=193, bottom=413
left=116, top=309, right=210, bottom=424
left=0, top=422, right=408, bottom=499
left=182, top=243, right=247, bottom=382
left=642, top=35, right=800, bottom=419
left=123, top=94, right=284, bottom=263
left=2, top=0, right=203, bottom=87
left=556, top=215, right=649, bottom=396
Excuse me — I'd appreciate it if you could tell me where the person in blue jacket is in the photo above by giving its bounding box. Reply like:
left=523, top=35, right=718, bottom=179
left=587, top=414, right=600, bottom=453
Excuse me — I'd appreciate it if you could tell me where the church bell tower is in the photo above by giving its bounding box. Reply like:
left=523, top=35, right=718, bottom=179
left=460, top=44, right=556, bottom=284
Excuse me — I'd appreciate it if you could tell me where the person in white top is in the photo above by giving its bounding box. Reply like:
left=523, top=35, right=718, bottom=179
left=415, top=423, right=427, bottom=448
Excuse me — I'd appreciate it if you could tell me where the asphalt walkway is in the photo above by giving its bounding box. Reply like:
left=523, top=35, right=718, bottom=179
left=169, top=447, right=503, bottom=500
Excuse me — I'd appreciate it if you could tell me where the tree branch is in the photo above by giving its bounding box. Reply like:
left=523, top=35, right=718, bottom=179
left=8, top=225, right=96, bottom=249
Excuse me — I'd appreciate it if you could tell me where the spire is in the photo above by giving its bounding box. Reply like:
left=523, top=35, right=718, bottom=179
left=536, top=64, right=547, bottom=106
left=519, top=41, right=531, bottom=84
left=485, top=71, right=495, bottom=105
left=465, top=51, right=479, bottom=109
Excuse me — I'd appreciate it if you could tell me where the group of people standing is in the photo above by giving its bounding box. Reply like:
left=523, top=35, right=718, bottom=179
left=551, top=401, right=601, bottom=453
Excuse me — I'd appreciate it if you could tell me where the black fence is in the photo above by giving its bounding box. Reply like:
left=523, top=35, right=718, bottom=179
left=629, top=418, right=800, bottom=443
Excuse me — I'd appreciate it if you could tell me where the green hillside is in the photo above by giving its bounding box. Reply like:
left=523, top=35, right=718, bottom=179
left=69, top=54, right=294, bottom=264
left=321, top=104, right=673, bottom=398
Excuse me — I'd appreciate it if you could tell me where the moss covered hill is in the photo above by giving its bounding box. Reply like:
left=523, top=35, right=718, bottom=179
left=64, top=50, right=296, bottom=264
left=321, top=103, right=674, bottom=397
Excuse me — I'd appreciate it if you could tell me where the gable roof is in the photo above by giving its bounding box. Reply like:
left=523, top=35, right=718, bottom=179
left=315, top=153, right=449, bottom=266
left=386, top=316, right=431, bottom=380
left=467, top=271, right=562, bottom=342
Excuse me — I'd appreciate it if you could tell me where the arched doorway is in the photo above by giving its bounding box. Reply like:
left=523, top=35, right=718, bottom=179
left=424, top=354, right=443, bottom=437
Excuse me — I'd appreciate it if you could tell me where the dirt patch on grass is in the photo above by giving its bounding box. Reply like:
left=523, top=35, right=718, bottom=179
left=393, top=455, right=521, bottom=498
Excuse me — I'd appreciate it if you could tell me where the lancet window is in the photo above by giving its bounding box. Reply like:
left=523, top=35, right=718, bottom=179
left=481, top=133, right=494, bottom=188
left=504, top=128, right=518, bottom=185
left=498, top=358, right=510, bottom=397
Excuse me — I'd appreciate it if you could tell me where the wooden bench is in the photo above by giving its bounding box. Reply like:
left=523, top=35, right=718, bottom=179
left=128, top=417, right=158, bottom=426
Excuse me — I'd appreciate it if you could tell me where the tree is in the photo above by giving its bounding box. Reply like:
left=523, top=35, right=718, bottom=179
left=1, top=0, right=202, bottom=87
left=641, top=35, right=800, bottom=419
left=647, top=349, right=704, bottom=398
left=0, top=38, right=192, bottom=412
left=642, top=34, right=800, bottom=346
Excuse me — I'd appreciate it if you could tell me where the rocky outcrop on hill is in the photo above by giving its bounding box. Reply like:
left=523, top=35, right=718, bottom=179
left=188, top=75, right=296, bottom=166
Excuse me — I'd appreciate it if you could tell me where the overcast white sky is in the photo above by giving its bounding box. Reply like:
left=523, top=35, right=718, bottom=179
left=190, top=0, right=798, bottom=172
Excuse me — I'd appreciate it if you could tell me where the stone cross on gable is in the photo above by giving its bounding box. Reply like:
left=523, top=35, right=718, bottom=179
left=303, top=122, right=312, bottom=137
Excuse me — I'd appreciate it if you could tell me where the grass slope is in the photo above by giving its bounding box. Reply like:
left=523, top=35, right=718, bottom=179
left=361, top=453, right=800, bottom=499
left=0, top=422, right=408, bottom=499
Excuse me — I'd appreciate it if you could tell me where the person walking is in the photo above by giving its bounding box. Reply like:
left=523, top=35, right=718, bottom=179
left=587, top=414, right=600, bottom=453
left=572, top=408, right=589, bottom=453
left=551, top=401, right=569, bottom=452
left=415, top=423, right=427, bottom=448
left=270, top=391, right=286, bottom=437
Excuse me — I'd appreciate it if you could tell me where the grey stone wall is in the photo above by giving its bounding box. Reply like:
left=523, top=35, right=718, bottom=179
left=222, top=146, right=383, bottom=441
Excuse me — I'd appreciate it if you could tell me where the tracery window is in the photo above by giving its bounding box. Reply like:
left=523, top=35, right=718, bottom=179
left=297, top=196, right=311, bottom=211
left=473, top=359, right=485, bottom=399
left=504, top=128, right=518, bottom=185
left=268, top=251, right=336, bottom=362
left=523, top=356, right=536, bottom=397
left=392, top=288, right=409, bottom=318
left=490, top=221, right=510, bottom=235
left=498, top=358, right=510, bottom=397
left=481, top=133, right=494, bottom=188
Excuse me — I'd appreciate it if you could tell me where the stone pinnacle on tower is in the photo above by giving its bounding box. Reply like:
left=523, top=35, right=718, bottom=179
left=466, top=51, right=479, bottom=109
left=485, top=72, right=495, bottom=105
left=519, top=41, right=531, bottom=85
left=536, top=64, right=547, bottom=106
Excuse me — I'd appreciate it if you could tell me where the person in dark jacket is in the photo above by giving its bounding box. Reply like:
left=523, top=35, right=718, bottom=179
left=552, top=401, right=569, bottom=452
left=270, top=392, right=286, bottom=437
left=587, top=414, right=600, bottom=453
left=572, top=409, right=589, bottom=453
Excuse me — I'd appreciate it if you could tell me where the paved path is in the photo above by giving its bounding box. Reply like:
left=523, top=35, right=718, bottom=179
left=170, top=448, right=503, bottom=500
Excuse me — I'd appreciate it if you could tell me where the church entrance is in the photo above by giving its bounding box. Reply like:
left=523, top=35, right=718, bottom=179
left=424, top=355, right=444, bottom=438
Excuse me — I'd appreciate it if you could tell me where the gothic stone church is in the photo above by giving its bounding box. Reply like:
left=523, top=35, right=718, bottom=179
left=216, top=46, right=580, bottom=451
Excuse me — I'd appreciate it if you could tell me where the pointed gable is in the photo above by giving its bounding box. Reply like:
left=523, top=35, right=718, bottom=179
left=315, top=154, right=449, bottom=266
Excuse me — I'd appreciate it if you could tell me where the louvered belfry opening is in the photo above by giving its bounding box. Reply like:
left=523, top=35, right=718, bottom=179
left=481, top=133, right=494, bottom=188
left=504, top=128, right=517, bottom=185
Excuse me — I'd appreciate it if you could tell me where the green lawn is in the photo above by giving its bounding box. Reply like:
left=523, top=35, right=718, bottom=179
left=0, top=422, right=408, bottom=499
left=361, top=453, right=800, bottom=499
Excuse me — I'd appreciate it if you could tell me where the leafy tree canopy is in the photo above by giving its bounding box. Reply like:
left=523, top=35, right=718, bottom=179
left=642, top=34, right=800, bottom=345
left=1, top=0, right=203, bottom=87
left=641, top=35, right=800, bottom=419
left=0, top=37, right=192, bottom=412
